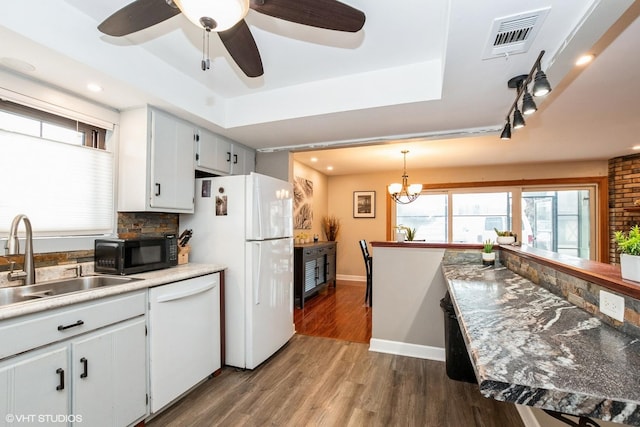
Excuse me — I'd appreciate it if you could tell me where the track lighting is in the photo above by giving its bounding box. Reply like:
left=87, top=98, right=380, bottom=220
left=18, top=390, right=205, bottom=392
left=500, top=119, right=511, bottom=140
left=499, top=50, right=552, bottom=139
left=513, top=108, right=525, bottom=129
left=522, top=90, right=537, bottom=115
left=532, top=69, right=552, bottom=96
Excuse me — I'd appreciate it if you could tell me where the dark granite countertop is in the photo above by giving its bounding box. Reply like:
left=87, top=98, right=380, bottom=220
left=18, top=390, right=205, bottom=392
left=442, top=264, right=640, bottom=426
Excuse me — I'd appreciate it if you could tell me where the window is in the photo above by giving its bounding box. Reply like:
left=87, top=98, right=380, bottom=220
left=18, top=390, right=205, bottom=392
left=0, top=102, right=114, bottom=239
left=394, top=182, right=598, bottom=260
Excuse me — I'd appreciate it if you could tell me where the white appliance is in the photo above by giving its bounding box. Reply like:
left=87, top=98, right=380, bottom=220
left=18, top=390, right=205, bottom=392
left=180, top=172, right=294, bottom=369
left=148, top=273, right=221, bottom=413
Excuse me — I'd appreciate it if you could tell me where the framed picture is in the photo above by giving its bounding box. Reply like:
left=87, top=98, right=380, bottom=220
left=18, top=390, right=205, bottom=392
left=353, top=191, right=376, bottom=218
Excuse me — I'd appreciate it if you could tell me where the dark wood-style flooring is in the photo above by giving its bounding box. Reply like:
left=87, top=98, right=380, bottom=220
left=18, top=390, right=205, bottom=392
left=294, top=280, right=372, bottom=343
left=148, top=280, right=525, bottom=427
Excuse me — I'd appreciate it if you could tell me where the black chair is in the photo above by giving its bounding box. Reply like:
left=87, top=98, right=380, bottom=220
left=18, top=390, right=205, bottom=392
left=359, top=240, right=373, bottom=307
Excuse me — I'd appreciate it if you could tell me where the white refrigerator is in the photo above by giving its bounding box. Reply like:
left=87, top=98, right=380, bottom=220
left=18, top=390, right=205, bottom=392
left=180, top=172, right=294, bottom=369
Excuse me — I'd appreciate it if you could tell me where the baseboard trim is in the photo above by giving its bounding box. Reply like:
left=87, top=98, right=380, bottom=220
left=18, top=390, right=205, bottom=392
left=516, top=405, right=542, bottom=427
left=369, top=338, right=446, bottom=361
left=336, top=274, right=365, bottom=282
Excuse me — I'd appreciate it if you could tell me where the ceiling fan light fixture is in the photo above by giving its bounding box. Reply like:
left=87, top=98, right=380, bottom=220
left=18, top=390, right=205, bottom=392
left=174, top=0, right=249, bottom=31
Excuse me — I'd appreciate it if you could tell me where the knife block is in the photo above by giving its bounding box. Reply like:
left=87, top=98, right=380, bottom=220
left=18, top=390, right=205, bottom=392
left=178, top=245, right=190, bottom=265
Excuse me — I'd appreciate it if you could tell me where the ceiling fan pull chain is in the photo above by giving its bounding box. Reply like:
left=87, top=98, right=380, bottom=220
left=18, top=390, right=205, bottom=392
left=201, top=28, right=211, bottom=71
left=206, top=28, right=211, bottom=70
left=201, top=28, right=206, bottom=71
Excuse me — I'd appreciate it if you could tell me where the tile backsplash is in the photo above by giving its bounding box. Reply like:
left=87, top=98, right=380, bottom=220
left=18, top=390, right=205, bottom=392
left=0, top=212, right=179, bottom=274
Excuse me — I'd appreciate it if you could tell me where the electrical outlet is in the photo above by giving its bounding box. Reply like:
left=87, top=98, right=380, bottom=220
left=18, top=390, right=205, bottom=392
left=599, top=290, right=625, bottom=322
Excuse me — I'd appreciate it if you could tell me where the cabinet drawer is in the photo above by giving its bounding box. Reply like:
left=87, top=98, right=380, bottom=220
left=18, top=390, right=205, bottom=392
left=0, top=291, right=146, bottom=360
left=303, top=248, right=318, bottom=259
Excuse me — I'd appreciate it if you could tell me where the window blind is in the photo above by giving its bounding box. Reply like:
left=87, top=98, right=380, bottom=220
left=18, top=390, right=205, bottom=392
left=0, top=129, right=114, bottom=236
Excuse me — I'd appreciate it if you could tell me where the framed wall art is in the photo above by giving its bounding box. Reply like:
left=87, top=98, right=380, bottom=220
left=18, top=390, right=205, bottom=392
left=353, top=191, right=376, bottom=218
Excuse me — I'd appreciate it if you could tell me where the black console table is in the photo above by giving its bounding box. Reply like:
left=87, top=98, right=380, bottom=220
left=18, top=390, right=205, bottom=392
left=293, top=241, right=337, bottom=308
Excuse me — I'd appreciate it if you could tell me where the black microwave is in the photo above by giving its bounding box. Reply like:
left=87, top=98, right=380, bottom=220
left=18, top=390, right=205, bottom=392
left=94, top=235, right=178, bottom=275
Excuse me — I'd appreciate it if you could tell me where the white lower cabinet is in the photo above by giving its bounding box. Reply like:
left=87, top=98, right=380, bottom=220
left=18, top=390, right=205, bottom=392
left=0, top=344, right=69, bottom=424
left=0, top=292, right=147, bottom=427
left=72, top=318, right=146, bottom=427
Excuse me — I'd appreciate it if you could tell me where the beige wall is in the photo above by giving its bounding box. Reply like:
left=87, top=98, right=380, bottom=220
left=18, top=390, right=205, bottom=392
left=329, top=160, right=607, bottom=280
left=293, top=161, right=329, bottom=241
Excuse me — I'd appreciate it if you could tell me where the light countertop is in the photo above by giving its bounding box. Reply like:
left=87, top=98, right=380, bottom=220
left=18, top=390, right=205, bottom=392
left=442, top=264, right=640, bottom=426
left=0, top=263, right=225, bottom=321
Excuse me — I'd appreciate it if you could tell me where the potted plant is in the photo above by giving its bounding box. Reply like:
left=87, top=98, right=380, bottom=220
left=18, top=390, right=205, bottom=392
left=394, top=225, right=416, bottom=242
left=482, top=239, right=495, bottom=265
left=494, top=228, right=516, bottom=245
left=614, top=225, right=640, bottom=281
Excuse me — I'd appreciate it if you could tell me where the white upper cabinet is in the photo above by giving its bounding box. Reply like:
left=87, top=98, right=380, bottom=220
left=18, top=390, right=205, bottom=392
left=230, top=143, right=256, bottom=175
left=195, top=129, right=231, bottom=175
left=119, top=106, right=195, bottom=213
left=195, top=128, right=255, bottom=176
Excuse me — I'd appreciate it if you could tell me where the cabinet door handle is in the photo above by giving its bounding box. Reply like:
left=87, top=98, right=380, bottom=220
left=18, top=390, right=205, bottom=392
left=233, top=154, right=238, bottom=164
left=226, top=152, right=231, bottom=162
left=80, top=357, right=88, bottom=379
left=56, top=368, right=65, bottom=391
left=57, top=320, right=84, bottom=331
left=155, top=183, right=161, bottom=196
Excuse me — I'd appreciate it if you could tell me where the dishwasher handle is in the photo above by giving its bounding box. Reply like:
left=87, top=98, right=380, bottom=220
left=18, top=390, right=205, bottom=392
left=156, top=282, right=216, bottom=303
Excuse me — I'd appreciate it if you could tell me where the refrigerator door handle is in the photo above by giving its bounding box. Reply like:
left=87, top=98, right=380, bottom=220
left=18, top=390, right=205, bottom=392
left=254, top=242, right=261, bottom=305
left=254, top=179, right=264, bottom=239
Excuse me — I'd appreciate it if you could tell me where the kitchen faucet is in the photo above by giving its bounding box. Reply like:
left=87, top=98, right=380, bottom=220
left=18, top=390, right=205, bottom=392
left=5, top=214, right=35, bottom=285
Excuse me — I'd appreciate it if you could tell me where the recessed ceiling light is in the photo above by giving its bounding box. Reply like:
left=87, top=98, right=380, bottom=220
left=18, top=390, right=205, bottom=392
left=0, top=57, right=36, bottom=73
left=310, top=157, right=318, bottom=162
left=575, top=54, right=594, bottom=66
left=87, top=83, right=103, bottom=92
left=632, top=145, right=640, bottom=151
left=326, top=166, right=334, bottom=171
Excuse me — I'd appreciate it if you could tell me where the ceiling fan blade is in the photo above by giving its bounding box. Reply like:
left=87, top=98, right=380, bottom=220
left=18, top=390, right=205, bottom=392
left=98, top=0, right=181, bottom=37
left=250, top=0, right=365, bottom=32
left=218, top=20, right=264, bottom=78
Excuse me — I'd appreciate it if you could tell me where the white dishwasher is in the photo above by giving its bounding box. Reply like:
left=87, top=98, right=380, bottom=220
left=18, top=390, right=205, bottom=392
left=148, top=273, right=221, bottom=413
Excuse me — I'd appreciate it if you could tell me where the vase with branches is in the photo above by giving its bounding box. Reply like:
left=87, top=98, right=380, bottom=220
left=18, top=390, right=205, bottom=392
left=322, top=215, right=341, bottom=241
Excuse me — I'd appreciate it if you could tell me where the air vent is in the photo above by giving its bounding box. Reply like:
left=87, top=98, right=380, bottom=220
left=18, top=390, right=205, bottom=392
left=482, top=8, right=550, bottom=60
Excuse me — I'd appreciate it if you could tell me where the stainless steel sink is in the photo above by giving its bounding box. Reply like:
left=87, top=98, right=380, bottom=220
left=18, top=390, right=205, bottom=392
left=0, top=275, right=142, bottom=307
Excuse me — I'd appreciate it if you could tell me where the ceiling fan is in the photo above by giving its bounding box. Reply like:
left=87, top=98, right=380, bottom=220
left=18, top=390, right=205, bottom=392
left=98, top=0, right=366, bottom=78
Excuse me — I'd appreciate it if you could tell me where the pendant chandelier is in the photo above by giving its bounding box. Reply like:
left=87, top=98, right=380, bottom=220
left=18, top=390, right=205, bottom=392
left=388, top=150, right=422, bottom=204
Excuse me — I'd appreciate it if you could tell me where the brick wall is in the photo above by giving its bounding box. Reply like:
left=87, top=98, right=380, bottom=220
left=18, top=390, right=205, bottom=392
left=608, top=153, right=640, bottom=264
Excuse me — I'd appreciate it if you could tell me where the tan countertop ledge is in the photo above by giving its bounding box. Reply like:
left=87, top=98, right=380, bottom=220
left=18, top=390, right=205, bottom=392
left=371, top=241, right=640, bottom=300
left=0, top=263, right=225, bottom=321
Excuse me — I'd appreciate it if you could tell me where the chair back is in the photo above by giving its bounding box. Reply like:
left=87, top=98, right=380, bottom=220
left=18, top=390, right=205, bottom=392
left=359, top=239, right=372, bottom=271
left=359, top=239, right=370, bottom=260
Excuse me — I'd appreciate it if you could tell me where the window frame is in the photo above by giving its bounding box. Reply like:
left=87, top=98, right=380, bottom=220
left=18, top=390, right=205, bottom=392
left=386, top=177, right=608, bottom=262
left=0, top=101, right=116, bottom=253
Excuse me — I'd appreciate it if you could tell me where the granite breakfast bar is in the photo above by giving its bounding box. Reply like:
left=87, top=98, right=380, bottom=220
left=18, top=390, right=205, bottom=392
left=444, top=263, right=640, bottom=425
left=370, top=241, right=640, bottom=426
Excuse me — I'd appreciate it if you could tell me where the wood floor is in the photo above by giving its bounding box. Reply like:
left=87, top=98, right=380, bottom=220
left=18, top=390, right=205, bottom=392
left=147, top=280, right=525, bottom=427
left=294, top=280, right=372, bottom=344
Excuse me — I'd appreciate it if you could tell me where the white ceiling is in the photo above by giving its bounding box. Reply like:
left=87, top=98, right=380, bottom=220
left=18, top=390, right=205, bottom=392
left=0, top=0, right=639, bottom=176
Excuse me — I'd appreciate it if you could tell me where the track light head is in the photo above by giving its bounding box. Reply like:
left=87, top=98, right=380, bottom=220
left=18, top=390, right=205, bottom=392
left=533, top=69, right=552, bottom=96
left=500, top=121, right=511, bottom=140
left=513, top=108, right=526, bottom=129
left=522, top=91, right=537, bottom=115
